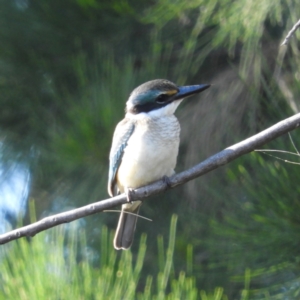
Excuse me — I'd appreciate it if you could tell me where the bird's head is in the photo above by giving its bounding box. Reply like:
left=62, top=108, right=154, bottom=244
left=126, top=79, right=210, bottom=117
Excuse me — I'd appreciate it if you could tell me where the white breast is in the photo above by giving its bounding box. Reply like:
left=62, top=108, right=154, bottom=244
left=117, top=112, right=180, bottom=191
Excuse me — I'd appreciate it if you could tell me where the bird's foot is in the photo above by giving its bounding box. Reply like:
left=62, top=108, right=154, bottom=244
left=125, top=187, right=135, bottom=203
left=162, top=176, right=172, bottom=188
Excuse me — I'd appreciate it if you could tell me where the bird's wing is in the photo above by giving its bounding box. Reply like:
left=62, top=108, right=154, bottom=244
left=108, top=118, right=135, bottom=197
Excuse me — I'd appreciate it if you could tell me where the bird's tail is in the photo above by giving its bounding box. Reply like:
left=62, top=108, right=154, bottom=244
left=114, top=201, right=142, bottom=250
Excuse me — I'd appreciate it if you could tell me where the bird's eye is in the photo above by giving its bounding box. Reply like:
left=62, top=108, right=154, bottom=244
left=155, top=94, right=169, bottom=104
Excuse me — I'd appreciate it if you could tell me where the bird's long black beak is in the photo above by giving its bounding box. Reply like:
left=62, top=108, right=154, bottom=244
left=174, top=84, right=210, bottom=100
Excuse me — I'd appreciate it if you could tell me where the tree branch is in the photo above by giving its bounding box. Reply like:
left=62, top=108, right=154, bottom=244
left=1, top=113, right=300, bottom=245
left=281, top=19, right=300, bottom=45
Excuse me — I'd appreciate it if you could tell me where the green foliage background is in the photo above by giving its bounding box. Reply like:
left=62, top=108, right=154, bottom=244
left=0, top=0, right=300, bottom=298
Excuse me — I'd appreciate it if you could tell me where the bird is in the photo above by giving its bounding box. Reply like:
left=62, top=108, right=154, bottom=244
left=108, top=79, right=210, bottom=250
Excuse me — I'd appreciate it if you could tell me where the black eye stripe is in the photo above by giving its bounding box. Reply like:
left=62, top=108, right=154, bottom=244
left=129, top=101, right=170, bottom=114
left=155, top=94, right=169, bottom=104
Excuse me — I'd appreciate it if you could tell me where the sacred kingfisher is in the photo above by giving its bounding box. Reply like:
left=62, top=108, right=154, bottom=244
left=108, top=79, right=210, bottom=250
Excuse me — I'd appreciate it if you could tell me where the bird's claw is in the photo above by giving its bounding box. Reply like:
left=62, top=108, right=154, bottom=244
left=125, top=187, right=135, bottom=203
left=162, top=176, right=172, bottom=188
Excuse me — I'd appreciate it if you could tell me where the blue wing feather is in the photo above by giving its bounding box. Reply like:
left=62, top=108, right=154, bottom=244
left=108, top=118, right=135, bottom=196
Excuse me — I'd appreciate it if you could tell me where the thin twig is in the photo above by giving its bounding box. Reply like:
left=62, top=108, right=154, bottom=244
left=281, top=19, right=300, bottom=45
left=0, top=113, right=300, bottom=245
left=103, top=210, right=152, bottom=221
left=288, top=132, right=299, bottom=154
left=254, top=132, right=300, bottom=164
left=255, top=151, right=300, bottom=166
left=254, top=149, right=300, bottom=157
